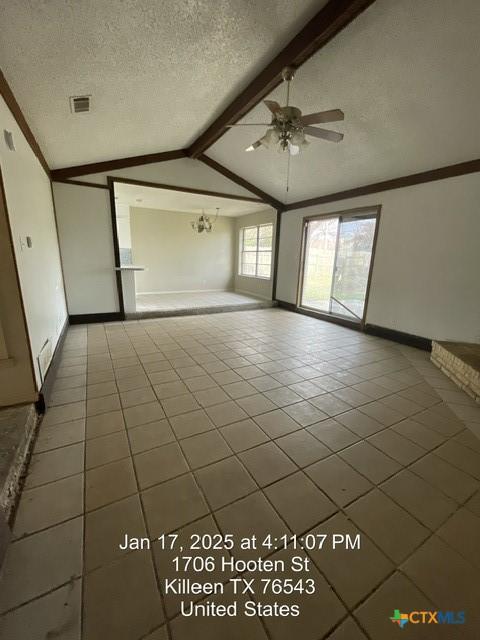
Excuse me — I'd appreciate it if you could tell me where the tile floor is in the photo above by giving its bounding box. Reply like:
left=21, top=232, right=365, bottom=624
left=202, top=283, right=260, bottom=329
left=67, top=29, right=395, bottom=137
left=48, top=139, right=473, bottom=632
left=1, top=308, right=480, bottom=639
left=135, top=291, right=266, bottom=313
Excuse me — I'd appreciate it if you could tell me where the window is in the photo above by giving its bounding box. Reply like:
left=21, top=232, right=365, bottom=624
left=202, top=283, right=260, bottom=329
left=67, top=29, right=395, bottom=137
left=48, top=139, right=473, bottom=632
left=239, top=223, right=273, bottom=279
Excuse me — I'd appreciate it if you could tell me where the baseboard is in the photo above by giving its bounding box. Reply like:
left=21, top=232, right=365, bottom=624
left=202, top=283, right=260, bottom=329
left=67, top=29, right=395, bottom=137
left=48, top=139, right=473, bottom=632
left=69, top=312, right=124, bottom=325
left=36, top=316, right=69, bottom=412
left=276, top=300, right=361, bottom=330
left=138, top=289, right=229, bottom=295
left=276, top=300, right=432, bottom=350
left=234, top=288, right=271, bottom=301
left=364, top=324, right=432, bottom=351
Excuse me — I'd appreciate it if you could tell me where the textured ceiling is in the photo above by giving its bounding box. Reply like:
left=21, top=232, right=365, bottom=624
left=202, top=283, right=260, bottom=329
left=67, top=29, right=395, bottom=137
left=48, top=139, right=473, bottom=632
left=0, top=0, right=324, bottom=169
left=208, top=0, right=480, bottom=202
left=114, top=181, right=268, bottom=216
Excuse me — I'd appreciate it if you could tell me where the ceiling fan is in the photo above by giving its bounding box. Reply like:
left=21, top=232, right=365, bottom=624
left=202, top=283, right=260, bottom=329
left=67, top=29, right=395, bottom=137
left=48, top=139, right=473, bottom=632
left=227, top=67, right=344, bottom=155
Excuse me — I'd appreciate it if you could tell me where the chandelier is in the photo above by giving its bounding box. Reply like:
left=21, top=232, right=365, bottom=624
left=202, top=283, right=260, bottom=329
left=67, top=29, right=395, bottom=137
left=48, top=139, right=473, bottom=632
left=191, top=208, right=219, bottom=233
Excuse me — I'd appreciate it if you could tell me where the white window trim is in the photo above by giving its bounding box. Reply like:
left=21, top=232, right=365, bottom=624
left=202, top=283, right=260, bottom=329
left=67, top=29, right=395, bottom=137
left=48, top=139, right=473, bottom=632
left=238, top=223, right=273, bottom=280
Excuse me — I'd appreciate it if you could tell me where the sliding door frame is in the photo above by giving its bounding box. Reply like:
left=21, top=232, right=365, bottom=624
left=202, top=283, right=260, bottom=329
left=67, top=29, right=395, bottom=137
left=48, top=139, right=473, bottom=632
left=296, top=204, right=382, bottom=330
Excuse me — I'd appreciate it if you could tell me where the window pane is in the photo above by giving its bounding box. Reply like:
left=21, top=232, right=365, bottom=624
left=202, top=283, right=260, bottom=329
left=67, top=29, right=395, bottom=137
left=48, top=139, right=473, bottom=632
left=242, top=251, right=257, bottom=264
left=243, top=227, right=258, bottom=249
left=257, top=264, right=271, bottom=278
left=241, top=263, right=256, bottom=276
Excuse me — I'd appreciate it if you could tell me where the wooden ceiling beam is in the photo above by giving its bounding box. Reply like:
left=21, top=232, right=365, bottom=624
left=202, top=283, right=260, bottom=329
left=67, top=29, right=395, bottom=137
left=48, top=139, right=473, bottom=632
left=188, top=0, right=377, bottom=158
left=199, top=154, right=284, bottom=210
left=50, top=149, right=189, bottom=180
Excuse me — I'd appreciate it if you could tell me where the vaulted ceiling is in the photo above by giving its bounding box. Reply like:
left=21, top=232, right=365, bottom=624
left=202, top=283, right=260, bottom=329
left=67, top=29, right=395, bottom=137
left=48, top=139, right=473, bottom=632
left=1, top=0, right=480, bottom=204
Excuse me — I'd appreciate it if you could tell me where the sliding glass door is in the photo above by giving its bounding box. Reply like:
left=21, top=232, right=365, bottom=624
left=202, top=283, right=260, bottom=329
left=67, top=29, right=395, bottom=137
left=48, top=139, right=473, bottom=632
left=300, top=208, right=379, bottom=322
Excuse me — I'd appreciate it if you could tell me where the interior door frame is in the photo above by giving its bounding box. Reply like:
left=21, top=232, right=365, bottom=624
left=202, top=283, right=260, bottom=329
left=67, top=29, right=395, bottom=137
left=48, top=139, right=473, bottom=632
left=296, top=204, right=382, bottom=329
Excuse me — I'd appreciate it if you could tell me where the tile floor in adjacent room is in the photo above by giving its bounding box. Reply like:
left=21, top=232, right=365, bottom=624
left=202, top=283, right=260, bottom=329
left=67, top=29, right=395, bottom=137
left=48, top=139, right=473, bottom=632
left=135, top=291, right=266, bottom=313
left=1, top=308, right=480, bottom=639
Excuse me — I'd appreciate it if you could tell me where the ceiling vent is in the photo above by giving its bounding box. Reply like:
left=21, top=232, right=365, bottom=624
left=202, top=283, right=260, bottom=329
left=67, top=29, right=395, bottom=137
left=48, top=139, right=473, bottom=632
left=70, top=95, right=91, bottom=114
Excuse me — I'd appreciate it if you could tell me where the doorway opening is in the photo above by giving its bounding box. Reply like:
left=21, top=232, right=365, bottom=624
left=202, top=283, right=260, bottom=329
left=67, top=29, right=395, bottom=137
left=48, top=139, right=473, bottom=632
left=298, top=206, right=380, bottom=324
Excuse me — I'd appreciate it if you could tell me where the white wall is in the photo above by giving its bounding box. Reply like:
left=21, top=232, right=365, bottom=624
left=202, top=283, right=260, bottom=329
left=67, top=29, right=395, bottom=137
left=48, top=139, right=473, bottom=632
left=0, top=96, right=67, bottom=388
left=234, top=209, right=277, bottom=300
left=130, top=207, right=235, bottom=293
left=277, top=173, right=480, bottom=342
left=53, top=182, right=119, bottom=315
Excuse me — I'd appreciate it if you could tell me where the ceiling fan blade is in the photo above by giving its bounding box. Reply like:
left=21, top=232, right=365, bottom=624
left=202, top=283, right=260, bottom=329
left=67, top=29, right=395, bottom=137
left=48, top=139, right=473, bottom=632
left=246, top=139, right=263, bottom=152
left=304, top=126, right=344, bottom=143
left=226, top=123, right=271, bottom=127
left=301, top=109, right=344, bottom=125
left=264, top=100, right=281, bottom=114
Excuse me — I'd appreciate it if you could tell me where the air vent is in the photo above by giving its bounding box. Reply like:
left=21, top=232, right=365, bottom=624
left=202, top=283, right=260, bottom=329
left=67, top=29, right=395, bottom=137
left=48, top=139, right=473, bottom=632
left=70, top=95, right=91, bottom=114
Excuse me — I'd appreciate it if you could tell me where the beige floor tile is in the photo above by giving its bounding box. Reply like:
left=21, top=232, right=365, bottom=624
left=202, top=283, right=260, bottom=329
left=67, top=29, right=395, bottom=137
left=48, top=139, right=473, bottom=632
left=170, top=585, right=268, bottom=640
left=265, top=472, right=337, bottom=532
left=86, top=410, right=125, bottom=438
left=86, top=430, right=130, bottom=469
left=306, top=455, right=372, bottom=506
left=310, top=393, right=352, bottom=416
left=142, top=473, right=209, bottom=536
left=220, top=418, right=269, bottom=452
left=354, top=572, right=435, bottom=640
left=381, top=469, right=457, bottom=529
left=339, top=441, right=401, bottom=484
left=436, top=507, right=480, bottom=568
left=288, top=380, right=323, bottom=399
left=414, top=407, right=464, bottom=437
left=161, top=393, right=200, bottom=417
left=283, top=400, right=329, bottom=427
left=410, top=454, right=479, bottom=502
left=250, top=374, right=283, bottom=392
left=153, top=380, right=189, bottom=400
left=327, top=617, right=368, bottom=640
left=248, top=547, right=346, bottom=640
left=87, top=369, right=115, bottom=385
left=86, top=381, right=118, bottom=399
left=195, top=456, right=257, bottom=509
left=367, top=427, right=425, bottom=465
left=49, top=385, right=86, bottom=407
left=194, top=386, right=230, bottom=407
left=84, top=551, right=163, bottom=640
left=25, top=442, right=84, bottom=489
left=86, top=393, right=121, bottom=416
left=153, top=515, right=232, bottom=617
left=335, top=409, right=384, bottom=437
left=307, top=418, right=360, bottom=451
left=221, top=380, right=256, bottom=399
left=148, top=368, right=180, bottom=384
left=0, top=517, right=83, bottom=614
left=333, top=386, right=372, bottom=408
left=264, top=386, right=303, bottom=407
left=308, top=512, right=394, bottom=608
left=239, top=442, right=296, bottom=487
left=275, top=429, right=331, bottom=467
left=465, top=490, right=480, bottom=517
left=116, top=373, right=150, bottom=391
left=169, top=409, right=215, bottom=438
left=120, top=386, right=156, bottom=408
left=42, top=401, right=86, bottom=427
left=114, top=364, right=145, bottom=380
left=346, top=489, right=428, bottom=563
left=434, top=440, right=480, bottom=480
left=253, top=409, right=301, bottom=438
left=128, top=419, right=175, bottom=454
left=124, top=401, right=165, bottom=428
left=215, top=491, right=289, bottom=560
left=34, top=418, right=85, bottom=453
left=0, top=579, right=81, bottom=640
left=134, top=442, right=188, bottom=489
left=454, top=429, right=480, bottom=453
left=235, top=393, right=277, bottom=416
left=402, top=536, right=480, bottom=628
left=180, top=430, right=232, bottom=469
left=86, top=458, right=137, bottom=511
left=13, top=473, right=83, bottom=538
left=85, top=494, right=147, bottom=572
left=185, top=374, right=218, bottom=392
left=391, top=417, right=445, bottom=449
left=52, top=373, right=86, bottom=390
left=358, top=401, right=404, bottom=426
left=206, top=400, right=248, bottom=427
